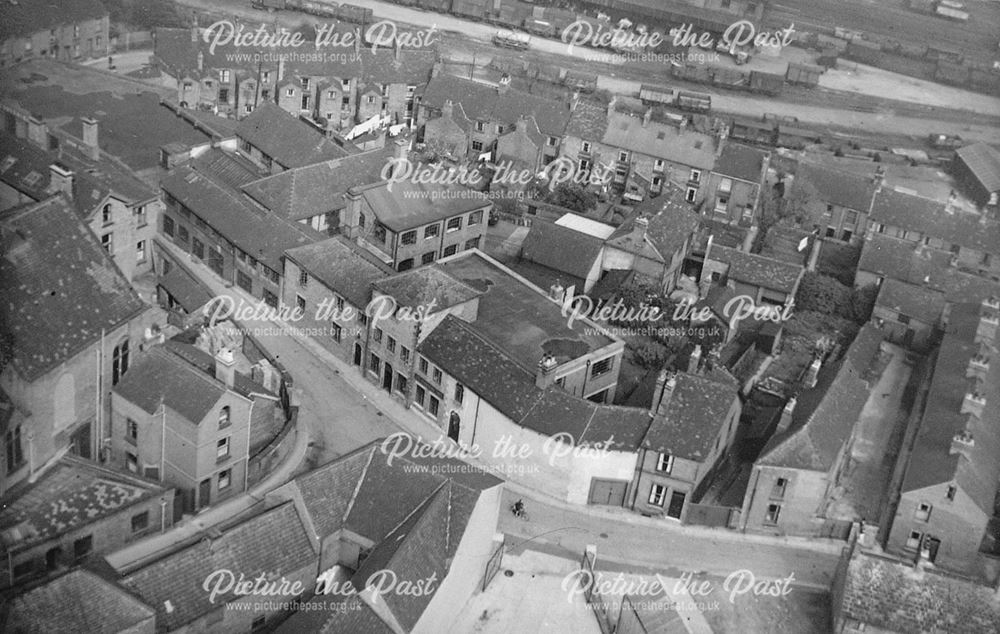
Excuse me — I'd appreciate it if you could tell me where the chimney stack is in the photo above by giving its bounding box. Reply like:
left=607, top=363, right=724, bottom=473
left=960, top=391, right=986, bottom=419
left=976, top=297, right=999, bottom=346
left=197, top=50, right=204, bottom=72
left=775, top=397, right=796, bottom=435
left=569, top=91, right=580, bottom=112
left=967, top=353, right=990, bottom=381
left=47, top=163, right=74, bottom=199
left=81, top=117, right=99, bottom=155
left=950, top=430, right=975, bottom=457
left=215, top=347, right=236, bottom=388
left=804, top=356, right=822, bottom=388
left=687, top=344, right=702, bottom=373
left=191, top=27, right=199, bottom=43
left=642, top=108, right=652, bottom=128
left=441, top=100, right=454, bottom=120
left=536, top=353, right=559, bottom=389
left=650, top=370, right=677, bottom=416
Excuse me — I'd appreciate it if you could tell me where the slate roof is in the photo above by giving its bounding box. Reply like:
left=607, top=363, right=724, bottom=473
left=758, top=324, right=883, bottom=470
left=641, top=369, right=740, bottom=461
left=235, top=102, right=350, bottom=169
left=795, top=161, right=878, bottom=212
left=285, top=236, right=393, bottom=309
left=520, top=220, right=604, bottom=281
left=190, top=147, right=263, bottom=189
left=565, top=98, right=609, bottom=141
left=121, top=502, right=315, bottom=632
left=869, top=187, right=1000, bottom=255
left=608, top=188, right=700, bottom=263
left=420, top=74, right=570, bottom=138
left=3, top=569, right=155, bottom=634
left=112, top=345, right=226, bottom=422
left=0, top=0, right=106, bottom=40
left=160, top=164, right=315, bottom=271
left=955, top=143, right=1000, bottom=193
left=0, top=197, right=146, bottom=381
left=160, top=340, right=276, bottom=401
left=358, top=179, right=491, bottom=233
left=875, top=278, right=945, bottom=325
left=901, top=302, right=1000, bottom=514
left=707, top=244, right=804, bottom=294
left=157, top=265, right=213, bottom=313
left=713, top=143, right=767, bottom=183
left=373, top=265, right=481, bottom=312
left=602, top=110, right=717, bottom=169
left=0, top=455, right=167, bottom=556
left=242, top=145, right=394, bottom=220
left=840, top=550, right=1000, bottom=634
left=0, top=133, right=52, bottom=200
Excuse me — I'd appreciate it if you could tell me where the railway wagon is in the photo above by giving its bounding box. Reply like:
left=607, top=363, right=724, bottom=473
left=496, top=0, right=533, bottom=29
left=338, top=3, right=374, bottom=25
left=785, top=62, right=823, bottom=87
left=292, top=0, right=340, bottom=18
left=639, top=84, right=675, bottom=106
left=676, top=90, right=711, bottom=112
left=749, top=70, right=784, bottom=96
left=452, top=0, right=487, bottom=21
left=415, top=0, right=453, bottom=12
left=524, top=17, right=556, bottom=37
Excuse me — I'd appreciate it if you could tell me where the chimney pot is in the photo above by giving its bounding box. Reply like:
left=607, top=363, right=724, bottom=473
left=215, top=347, right=236, bottom=388
left=48, top=163, right=74, bottom=199
left=81, top=117, right=99, bottom=156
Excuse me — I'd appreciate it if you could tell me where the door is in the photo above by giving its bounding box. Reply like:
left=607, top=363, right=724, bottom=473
left=448, top=412, right=460, bottom=442
left=382, top=362, right=394, bottom=391
left=354, top=343, right=362, bottom=366
left=588, top=479, right=627, bottom=507
left=69, top=423, right=92, bottom=460
left=667, top=491, right=687, bottom=519
left=198, top=479, right=211, bottom=510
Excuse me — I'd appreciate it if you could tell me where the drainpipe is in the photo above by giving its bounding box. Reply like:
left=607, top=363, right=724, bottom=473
left=471, top=395, right=481, bottom=449
left=160, top=498, right=168, bottom=532
left=160, top=404, right=167, bottom=483
left=244, top=399, right=255, bottom=493
left=740, top=466, right=761, bottom=532
left=98, top=328, right=105, bottom=461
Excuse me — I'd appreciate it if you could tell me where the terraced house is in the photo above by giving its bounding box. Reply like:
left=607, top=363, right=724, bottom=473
left=0, top=0, right=108, bottom=66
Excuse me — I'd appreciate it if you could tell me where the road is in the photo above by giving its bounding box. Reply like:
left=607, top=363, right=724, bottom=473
left=173, top=0, right=1000, bottom=144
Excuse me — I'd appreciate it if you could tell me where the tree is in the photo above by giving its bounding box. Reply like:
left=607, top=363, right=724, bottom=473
left=632, top=341, right=669, bottom=370
left=850, top=284, right=879, bottom=324
left=548, top=182, right=598, bottom=213
left=794, top=272, right=853, bottom=319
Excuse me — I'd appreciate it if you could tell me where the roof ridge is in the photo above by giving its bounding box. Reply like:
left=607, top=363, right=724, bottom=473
left=342, top=445, right=377, bottom=526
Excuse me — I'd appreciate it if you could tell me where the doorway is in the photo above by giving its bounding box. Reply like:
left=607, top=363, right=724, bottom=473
left=448, top=412, right=460, bottom=442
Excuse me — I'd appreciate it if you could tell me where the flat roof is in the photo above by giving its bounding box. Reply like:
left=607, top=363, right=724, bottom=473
left=555, top=213, right=616, bottom=239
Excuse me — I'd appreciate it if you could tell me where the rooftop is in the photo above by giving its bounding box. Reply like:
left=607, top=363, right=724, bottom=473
left=234, top=102, right=351, bottom=169
left=955, top=143, right=1000, bottom=193
left=794, top=160, right=879, bottom=213
left=0, top=0, right=107, bottom=41
left=435, top=251, right=616, bottom=370
left=285, top=236, right=393, bottom=308
left=869, top=187, right=1000, bottom=255
left=0, top=197, right=146, bottom=381
left=707, top=244, right=804, bottom=294
left=713, top=143, right=767, bottom=183
left=554, top=213, right=616, bottom=240
left=0, top=132, right=52, bottom=201
left=608, top=187, right=701, bottom=263
left=875, top=278, right=946, bottom=326
left=372, top=265, right=481, bottom=312
left=565, top=98, right=609, bottom=142
left=358, top=178, right=491, bottom=234
left=520, top=220, right=604, bottom=282
left=602, top=109, right=717, bottom=170
left=642, top=369, right=740, bottom=461
left=0, top=455, right=168, bottom=556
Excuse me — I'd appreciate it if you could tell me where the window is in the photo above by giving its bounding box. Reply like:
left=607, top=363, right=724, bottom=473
left=591, top=357, right=612, bottom=377
left=686, top=187, right=697, bottom=202
left=126, top=418, right=138, bottom=444
left=618, top=150, right=629, bottom=163
left=415, top=384, right=426, bottom=407
left=331, top=323, right=342, bottom=343
left=425, top=224, right=439, bottom=239
left=432, top=367, right=442, bottom=384
left=825, top=227, right=836, bottom=238
left=547, top=136, right=558, bottom=147
left=5, top=425, right=24, bottom=473
left=342, top=79, right=350, bottom=90
left=134, top=205, right=146, bottom=225
left=648, top=484, right=666, bottom=506
left=163, top=215, right=175, bottom=237
left=653, top=159, right=664, bottom=171
left=101, top=232, right=113, bottom=254
left=373, top=328, right=383, bottom=343
left=428, top=395, right=440, bottom=416
left=192, top=237, right=204, bottom=260
left=421, top=251, right=435, bottom=265
left=402, top=230, right=417, bottom=245
left=237, top=270, right=252, bottom=293
left=401, top=347, right=410, bottom=363
left=398, top=258, right=414, bottom=271
left=301, top=77, right=310, bottom=90
left=220, top=69, right=230, bottom=83
left=369, top=353, right=381, bottom=375
left=73, top=535, right=93, bottom=560
left=443, top=244, right=458, bottom=257
left=419, top=357, right=429, bottom=374
left=946, top=485, right=956, bottom=501
left=296, top=295, right=306, bottom=314
left=217, top=437, right=230, bottom=460
left=366, top=95, right=375, bottom=104
left=264, top=267, right=279, bottom=284
left=387, top=337, right=396, bottom=353
left=471, top=140, right=483, bottom=152
left=474, top=121, right=485, bottom=133
left=136, top=240, right=146, bottom=262
left=335, top=295, right=345, bottom=312
left=112, top=340, right=129, bottom=386
left=396, top=373, right=407, bottom=394
left=219, top=406, right=231, bottom=429
left=844, top=210, right=859, bottom=226
left=469, top=210, right=483, bottom=225
left=841, top=230, right=853, bottom=242
left=126, top=452, right=138, bottom=472
left=299, top=270, right=309, bottom=286
left=897, top=313, right=911, bottom=325
left=764, top=503, right=781, bottom=525
left=464, top=237, right=480, bottom=250
left=905, top=530, right=923, bottom=550
left=286, top=88, right=295, bottom=97
left=656, top=453, right=673, bottom=473
left=373, top=223, right=387, bottom=244
left=218, top=468, right=232, bottom=490
left=262, top=71, right=271, bottom=83
left=772, top=477, right=788, bottom=499
left=447, top=217, right=462, bottom=232
left=915, top=502, right=932, bottom=522
left=102, top=203, right=112, bottom=224
left=581, top=141, right=592, bottom=153
left=455, top=383, right=464, bottom=404
left=689, top=169, right=701, bottom=183
left=131, top=511, right=149, bottom=533
left=719, top=177, right=733, bottom=194
left=342, top=96, right=350, bottom=107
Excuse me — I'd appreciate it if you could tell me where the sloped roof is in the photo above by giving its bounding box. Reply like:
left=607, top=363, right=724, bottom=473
left=795, top=161, right=878, bottom=212
left=372, top=266, right=481, bottom=311
left=955, top=143, right=1000, bottom=193
left=190, top=147, right=263, bottom=188
left=0, top=455, right=167, bottom=555
left=112, top=346, right=226, bottom=422
left=0, top=132, right=52, bottom=200
left=157, top=265, right=213, bottom=313
left=609, top=188, right=700, bottom=262
left=0, top=0, right=106, bottom=40
left=3, top=569, right=155, bottom=634
left=901, top=302, right=1000, bottom=513
left=0, top=197, right=146, bottom=381
left=713, top=143, right=767, bottom=183
left=602, top=110, right=717, bottom=169
left=565, top=98, right=609, bottom=141
left=708, top=244, right=804, bottom=294
left=285, top=236, right=393, bottom=308
left=869, top=188, right=1000, bottom=255
left=875, top=278, right=946, bottom=325
left=358, top=179, right=491, bottom=233
left=841, top=550, right=1000, bottom=633
left=641, top=369, right=740, bottom=461
left=520, top=220, right=604, bottom=281
left=758, top=324, right=883, bottom=471
left=121, top=502, right=315, bottom=631
left=235, top=102, right=350, bottom=168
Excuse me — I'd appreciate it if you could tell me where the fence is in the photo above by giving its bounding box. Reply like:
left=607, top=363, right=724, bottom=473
left=481, top=538, right=505, bottom=592
left=246, top=405, right=298, bottom=487
left=579, top=548, right=650, bottom=634
left=242, top=331, right=294, bottom=415
left=683, top=503, right=741, bottom=529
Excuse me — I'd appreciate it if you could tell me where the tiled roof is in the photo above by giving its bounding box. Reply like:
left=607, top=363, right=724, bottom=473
left=157, top=265, right=213, bottom=313
left=0, top=132, right=52, bottom=200
left=795, top=161, right=878, bottom=212
left=285, top=236, right=393, bottom=308
left=3, top=569, right=155, bottom=634
left=602, top=110, right=717, bottom=170
left=955, top=143, right=1000, bottom=193
left=358, top=49, right=438, bottom=85
left=0, top=197, right=146, bottom=381
left=609, top=187, right=699, bottom=262
left=160, top=164, right=315, bottom=271
left=520, top=219, right=603, bottom=281
left=0, top=455, right=167, bottom=555
left=875, top=278, right=946, bottom=325
left=641, top=369, right=740, bottom=461
left=901, top=302, right=1000, bottom=513
left=242, top=145, right=394, bottom=220
left=373, top=265, right=481, bottom=311
left=121, top=502, right=315, bottom=631
left=420, top=74, right=570, bottom=138
left=161, top=340, right=276, bottom=401
left=359, top=179, right=491, bottom=233
left=708, top=244, right=804, bottom=294
left=841, top=550, right=1000, bottom=633
left=869, top=188, right=1000, bottom=255
left=235, top=102, right=351, bottom=168
left=758, top=324, right=883, bottom=470
left=112, top=345, right=226, bottom=423
left=190, top=147, right=263, bottom=188
left=713, top=143, right=767, bottom=183
left=0, top=0, right=106, bottom=40
left=565, top=98, right=609, bottom=141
